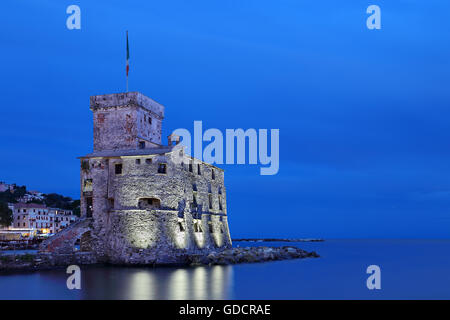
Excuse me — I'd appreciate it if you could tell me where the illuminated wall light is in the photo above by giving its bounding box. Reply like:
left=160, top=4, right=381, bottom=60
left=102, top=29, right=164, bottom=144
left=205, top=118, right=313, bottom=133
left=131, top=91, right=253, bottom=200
left=211, top=219, right=224, bottom=248
left=173, top=218, right=188, bottom=249
left=193, top=219, right=205, bottom=248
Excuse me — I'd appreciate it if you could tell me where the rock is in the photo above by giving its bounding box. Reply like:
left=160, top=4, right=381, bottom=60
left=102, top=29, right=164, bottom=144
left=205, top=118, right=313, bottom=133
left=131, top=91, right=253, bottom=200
left=192, top=246, right=319, bottom=266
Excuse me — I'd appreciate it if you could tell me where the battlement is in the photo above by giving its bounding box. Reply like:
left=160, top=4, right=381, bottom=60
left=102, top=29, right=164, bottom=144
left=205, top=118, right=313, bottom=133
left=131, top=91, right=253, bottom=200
left=90, top=92, right=164, bottom=119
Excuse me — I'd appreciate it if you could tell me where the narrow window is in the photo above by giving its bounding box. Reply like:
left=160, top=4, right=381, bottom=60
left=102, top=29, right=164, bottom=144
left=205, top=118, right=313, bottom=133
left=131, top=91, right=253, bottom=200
left=192, top=184, right=197, bottom=191
left=83, top=179, right=93, bottom=192
left=219, top=196, right=223, bottom=211
left=158, top=163, right=167, bottom=174
left=115, top=163, right=123, bottom=175
left=208, top=194, right=213, bottom=209
left=139, top=141, right=145, bottom=149
left=197, top=164, right=201, bottom=175
left=189, top=162, right=193, bottom=172
left=86, top=197, right=93, bottom=218
left=108, top=198, right=115, bottom=210
left=208, top=221, right=214, bottom=233
left=136, top=159, right=141, bottom=165
left=178, top=222, right=185, bottom=232
left=208, top=184, right=212, bottom=193
left=148, top=117, right=152, bottom=124
left=146, top=158, right=152, bottom=164
left=218, top=187, right=222, bottom=195
left=193, top=193, right=198, bottom=207
left=212, top=169, right=215, bottom=180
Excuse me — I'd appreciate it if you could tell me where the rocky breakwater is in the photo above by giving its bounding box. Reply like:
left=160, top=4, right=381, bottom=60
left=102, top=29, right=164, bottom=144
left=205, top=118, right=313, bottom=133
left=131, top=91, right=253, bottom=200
left=0, top=252, right=97, bottom=272
left=189, top=246, right=319, bottom=265
left=1, top=246, right=319, bottom=271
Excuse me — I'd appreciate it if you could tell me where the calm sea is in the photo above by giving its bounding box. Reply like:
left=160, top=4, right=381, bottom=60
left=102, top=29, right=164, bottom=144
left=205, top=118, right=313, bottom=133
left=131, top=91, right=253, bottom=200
left=0, top=239, right=449, bottom=299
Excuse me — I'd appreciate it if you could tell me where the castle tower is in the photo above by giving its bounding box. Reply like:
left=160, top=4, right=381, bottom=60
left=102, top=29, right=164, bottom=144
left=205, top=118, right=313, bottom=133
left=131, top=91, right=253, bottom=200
left=40, top=92, right=232, bottom=264
left=90, top=92, right=164, bottom=151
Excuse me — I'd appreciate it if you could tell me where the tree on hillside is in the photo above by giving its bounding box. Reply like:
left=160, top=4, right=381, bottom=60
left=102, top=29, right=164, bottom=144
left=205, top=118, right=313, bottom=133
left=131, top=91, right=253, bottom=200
left=69, top=200, right=81, bottom=217
left=0, top=202, right=12, bottom=227
left=44, top=193, right=73, bottom=209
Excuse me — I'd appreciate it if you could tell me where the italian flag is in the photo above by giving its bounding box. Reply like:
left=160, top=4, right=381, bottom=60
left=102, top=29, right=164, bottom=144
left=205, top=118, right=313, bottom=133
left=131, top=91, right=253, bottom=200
left=126, top=31, right=130, bottom=77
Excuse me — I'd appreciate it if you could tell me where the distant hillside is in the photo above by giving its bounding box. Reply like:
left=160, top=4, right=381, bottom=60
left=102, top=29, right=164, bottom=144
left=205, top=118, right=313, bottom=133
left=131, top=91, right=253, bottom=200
left=0, top=184, right=80, bottom=216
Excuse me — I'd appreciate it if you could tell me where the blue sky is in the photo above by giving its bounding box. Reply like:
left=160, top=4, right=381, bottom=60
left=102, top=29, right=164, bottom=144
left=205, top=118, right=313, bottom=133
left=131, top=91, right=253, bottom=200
left=1, top=1, right=450, bottom=238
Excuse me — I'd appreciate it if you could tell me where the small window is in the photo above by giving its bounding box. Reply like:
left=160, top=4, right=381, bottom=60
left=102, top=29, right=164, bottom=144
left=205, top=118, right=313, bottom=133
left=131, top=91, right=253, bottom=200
left=146, top=158, right=152, bottom=164
left=148, top=117, right=152, bottom=124
left=158, top=163, right=167, bottom=174
left=192, top=193, right=198, bottom=207
left=178, top=222, right=185, bottom=232
left=139, top=141, right=145, bottom=149
left=136, top=159, right=141, bottom=165
left=208, top=221, right=214, bottom=233
left=83, top=179, right=93, bottom=192
left=208, top=184, right=212, bottom=193
left=212, top=169, right=215, bottom=180
left=189, top=163, right=193, bottom=172
left=115, top=163, right=123, bottom=174
left=208, top=194, right=213, bottom=209
left=193, top=184, right=197, bottom=191
left=218, top=187, right=222, bottom=195
left=197, top=164, right=201, bottom=175
left=219, top=196, right=223, bottom=211
left=108, top=198, right=115, bottom=210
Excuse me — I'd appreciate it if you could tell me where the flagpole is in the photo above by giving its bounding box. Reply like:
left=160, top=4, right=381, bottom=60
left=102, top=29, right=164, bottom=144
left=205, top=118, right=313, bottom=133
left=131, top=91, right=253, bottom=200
left=126, top=30, right=129, bottom=92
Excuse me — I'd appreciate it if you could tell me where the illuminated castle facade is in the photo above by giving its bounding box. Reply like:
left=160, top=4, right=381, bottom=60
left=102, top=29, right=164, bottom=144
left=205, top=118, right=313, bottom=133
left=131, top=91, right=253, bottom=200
left=41, top=92, right=232, bottom=264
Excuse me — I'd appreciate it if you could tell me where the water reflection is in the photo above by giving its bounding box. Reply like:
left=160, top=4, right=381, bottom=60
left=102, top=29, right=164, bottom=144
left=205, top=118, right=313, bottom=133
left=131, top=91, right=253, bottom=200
left=78, top=265, right=233, bottom=300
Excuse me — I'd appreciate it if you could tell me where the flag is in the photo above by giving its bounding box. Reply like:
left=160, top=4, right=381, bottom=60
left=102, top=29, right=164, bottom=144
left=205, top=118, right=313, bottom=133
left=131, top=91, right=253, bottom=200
left=126, top=31, right=130, bottom=77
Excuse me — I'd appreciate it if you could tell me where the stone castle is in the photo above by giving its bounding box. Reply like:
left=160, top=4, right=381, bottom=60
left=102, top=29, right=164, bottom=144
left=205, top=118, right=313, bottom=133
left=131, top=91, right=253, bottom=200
left=40, top=92, right=232, bottom=264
